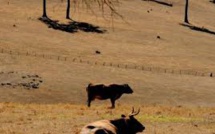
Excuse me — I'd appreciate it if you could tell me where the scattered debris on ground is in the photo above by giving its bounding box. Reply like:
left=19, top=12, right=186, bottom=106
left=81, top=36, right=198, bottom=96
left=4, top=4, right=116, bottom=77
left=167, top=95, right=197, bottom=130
left=0, top=71, right=43, bottom=90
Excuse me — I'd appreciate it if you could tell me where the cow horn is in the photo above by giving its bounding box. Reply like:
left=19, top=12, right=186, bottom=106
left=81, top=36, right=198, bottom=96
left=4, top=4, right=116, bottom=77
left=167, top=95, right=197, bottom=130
left=131, top=107, right=134, bottom=113
left=129, top=107, right=140, bottom=117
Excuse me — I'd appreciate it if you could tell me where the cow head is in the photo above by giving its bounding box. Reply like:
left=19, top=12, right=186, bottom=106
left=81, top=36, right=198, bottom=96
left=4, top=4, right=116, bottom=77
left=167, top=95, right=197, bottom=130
left=123, top=84, right=133, bottom=94
left=121, top=108, right=145, bottom=133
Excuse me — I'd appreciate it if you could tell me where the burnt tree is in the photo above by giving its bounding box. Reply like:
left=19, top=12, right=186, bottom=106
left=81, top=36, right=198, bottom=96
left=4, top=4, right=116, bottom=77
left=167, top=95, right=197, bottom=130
left=184, top=0, right=189, bottom=23
left=42, top=0, right=47, bottom=18
left=41, top=0, right=121, bottom=22
left=66, top=0, right=71, bottom=19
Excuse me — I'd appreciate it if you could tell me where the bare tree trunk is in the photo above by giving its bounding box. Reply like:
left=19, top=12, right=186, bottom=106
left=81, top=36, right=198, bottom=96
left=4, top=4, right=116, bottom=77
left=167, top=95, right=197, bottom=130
left=184, top=0, right=189, bottom=23
left=66, top=0, right=71, bottom=19
left=42, top=0, right=48, bottom=18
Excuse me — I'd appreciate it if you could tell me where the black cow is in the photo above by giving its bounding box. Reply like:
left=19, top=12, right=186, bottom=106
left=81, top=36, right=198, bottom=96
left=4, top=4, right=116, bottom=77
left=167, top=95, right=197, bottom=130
left=86, top=83, right=133, bottom=108
left=80, top=108, right=145, bottom=134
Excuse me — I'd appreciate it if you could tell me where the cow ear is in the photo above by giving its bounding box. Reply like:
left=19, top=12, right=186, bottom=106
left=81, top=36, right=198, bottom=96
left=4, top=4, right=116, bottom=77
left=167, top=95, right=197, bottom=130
left=121, top=114, right=126, bottom=118
left=129, top=115, right=134, bottom=119
left=88, top=83, right=92, bottom=87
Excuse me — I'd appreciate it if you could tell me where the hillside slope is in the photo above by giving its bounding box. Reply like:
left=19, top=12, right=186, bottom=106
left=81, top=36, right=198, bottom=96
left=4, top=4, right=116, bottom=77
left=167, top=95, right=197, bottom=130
left=0, top=0, right=215, bottom=106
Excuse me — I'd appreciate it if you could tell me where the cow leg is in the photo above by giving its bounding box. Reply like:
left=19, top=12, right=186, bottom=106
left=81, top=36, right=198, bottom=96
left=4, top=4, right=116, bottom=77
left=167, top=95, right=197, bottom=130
left=110, top=98, right=115, bottom=109
left=87, top=97, right=92, bottom=107
left=87, top=99, right=91, bottom=107
left=87, top=94, right=92, bottom=107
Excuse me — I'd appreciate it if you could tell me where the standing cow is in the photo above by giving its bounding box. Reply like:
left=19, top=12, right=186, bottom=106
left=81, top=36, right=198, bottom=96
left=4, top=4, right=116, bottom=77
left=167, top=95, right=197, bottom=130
left=80, top=108, right=145, bottom=134
left=86, top=83, right=133, bottom=108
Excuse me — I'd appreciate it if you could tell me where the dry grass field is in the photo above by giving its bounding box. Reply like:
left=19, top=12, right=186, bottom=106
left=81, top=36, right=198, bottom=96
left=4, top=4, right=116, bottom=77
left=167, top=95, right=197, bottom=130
left=0, top=103, right=215, bottom=134
left=0, top=0, right=215, bottom=133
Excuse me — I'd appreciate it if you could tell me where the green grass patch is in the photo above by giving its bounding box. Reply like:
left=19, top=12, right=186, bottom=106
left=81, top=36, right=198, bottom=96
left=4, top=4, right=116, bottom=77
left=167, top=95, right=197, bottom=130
left=139, top=114, right=203, bottom=123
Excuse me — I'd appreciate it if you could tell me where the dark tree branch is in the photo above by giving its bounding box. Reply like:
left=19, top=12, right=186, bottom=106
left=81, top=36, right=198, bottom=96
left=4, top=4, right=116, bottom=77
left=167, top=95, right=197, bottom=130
left=142, top=0, right=173, bottom=7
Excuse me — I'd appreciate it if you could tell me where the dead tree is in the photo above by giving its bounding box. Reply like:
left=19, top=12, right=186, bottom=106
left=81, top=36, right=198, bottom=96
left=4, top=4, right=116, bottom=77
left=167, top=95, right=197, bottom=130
left=42, top=0, right=47, bottom=18
left=66, top=0, right=71, bottom=19
left=42, top=0, right=121, bottom=20
left=184, top=0, right=189, bottom=23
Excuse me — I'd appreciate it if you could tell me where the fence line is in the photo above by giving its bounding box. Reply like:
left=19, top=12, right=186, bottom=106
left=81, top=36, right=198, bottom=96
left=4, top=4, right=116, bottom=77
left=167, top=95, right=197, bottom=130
left=0, top=48, right=213, bottom=78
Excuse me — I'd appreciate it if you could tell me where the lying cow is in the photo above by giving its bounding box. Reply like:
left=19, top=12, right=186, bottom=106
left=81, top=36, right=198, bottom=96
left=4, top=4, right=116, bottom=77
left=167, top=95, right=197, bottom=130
left=86, top=83, right=133, bottom=108
left=80, top=108, right=145, bottom=134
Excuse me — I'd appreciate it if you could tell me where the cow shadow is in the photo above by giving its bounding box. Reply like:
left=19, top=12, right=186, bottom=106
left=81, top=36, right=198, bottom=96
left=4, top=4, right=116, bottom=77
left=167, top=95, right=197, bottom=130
left=180, top=23, right=215, bottom=35
left=142, top=0, right=173, bottom=7
left=39, top=17, right=106, bottom=33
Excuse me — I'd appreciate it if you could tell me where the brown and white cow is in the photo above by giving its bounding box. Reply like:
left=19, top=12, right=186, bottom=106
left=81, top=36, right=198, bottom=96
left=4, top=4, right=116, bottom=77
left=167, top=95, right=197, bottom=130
left=86, top=83, right=133, bottom=108
left=80, top=108, right=145, bottom=134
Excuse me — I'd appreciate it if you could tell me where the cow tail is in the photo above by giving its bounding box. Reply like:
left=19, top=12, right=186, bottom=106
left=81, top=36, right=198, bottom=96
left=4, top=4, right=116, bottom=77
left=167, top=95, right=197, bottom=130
left=86, top=83, right=92, bottom=92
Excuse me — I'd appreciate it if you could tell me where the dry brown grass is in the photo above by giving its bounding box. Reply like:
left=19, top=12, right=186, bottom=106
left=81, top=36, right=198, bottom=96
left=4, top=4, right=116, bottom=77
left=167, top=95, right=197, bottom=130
left=0, top=0, right=215, bottom=133
left=0, top=103, right=214, bottom=134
